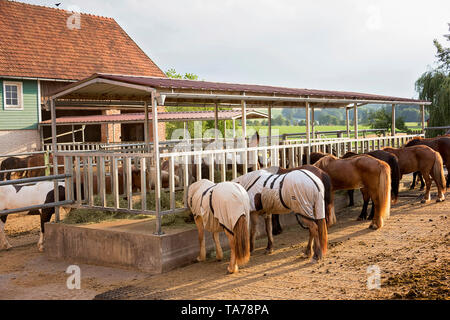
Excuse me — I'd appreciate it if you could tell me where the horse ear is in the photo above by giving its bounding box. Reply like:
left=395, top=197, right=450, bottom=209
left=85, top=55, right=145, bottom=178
left=254, top=193, right=263, bottom=211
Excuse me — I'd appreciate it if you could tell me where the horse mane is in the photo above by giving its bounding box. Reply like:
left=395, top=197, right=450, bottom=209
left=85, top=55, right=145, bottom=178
left=404, top=136, right=423, bottom=147
left=314, top=154, right=337, bottom=168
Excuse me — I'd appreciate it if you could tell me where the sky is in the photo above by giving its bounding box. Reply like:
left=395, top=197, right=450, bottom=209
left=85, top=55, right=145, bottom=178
left=21, top=0, right=450, bottom=99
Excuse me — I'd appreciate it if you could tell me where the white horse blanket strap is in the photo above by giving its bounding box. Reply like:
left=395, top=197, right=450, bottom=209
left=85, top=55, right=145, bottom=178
left=232, top=169, right=274, bottom=212
left=281, top=170, right=326, bottom=220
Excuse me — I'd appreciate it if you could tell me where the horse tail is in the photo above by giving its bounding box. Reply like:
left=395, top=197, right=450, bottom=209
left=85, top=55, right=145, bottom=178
left=377, top=161, right=391, bottom=221
left=317, top=218, right=328, bottom=256
left=322, top=172, right=336, bottom=227
left=233, top=215, right=250, bottom=266
left=432, top=151, right=446, bottom=193
left=388, top=156, right=401, bottom=203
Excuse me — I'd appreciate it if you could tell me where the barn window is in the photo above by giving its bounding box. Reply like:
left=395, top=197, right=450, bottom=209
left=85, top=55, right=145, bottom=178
left=3, top=81, right=23, bottom=110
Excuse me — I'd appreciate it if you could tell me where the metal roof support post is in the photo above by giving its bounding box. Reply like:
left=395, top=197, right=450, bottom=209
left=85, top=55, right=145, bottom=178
left=346, top=107, right=350, bottom=137
left=50, top=98, right=60, bottom=222
left=214, top=103, right=219, bottom=140
left=151, top=93, right=163, bottom=235
left=353, top=103, right=358, bottom=152
left=305, top=102, right=311, bottom=165
left=241, top=98, right=248, bottom=174
left=421, top=104, right=425, bottom=134
left=268, top=105, right=272, bottom=146
left=311, top=106, right=315, bottom=141
left=391, top=104, right=396, bottom=137
left=144, top=101, right=150, bottom=153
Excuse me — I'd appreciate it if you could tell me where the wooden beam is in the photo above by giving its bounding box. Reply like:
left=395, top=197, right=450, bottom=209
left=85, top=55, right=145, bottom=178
left=346, top=107, right=350, bottom=137
left=151, top=95, right=163, bottom=235
left=305, top=102, right=311, bottom=164
left=241, top=99, right=247, bottom=174
left=50, top=99, right=60, bottom=222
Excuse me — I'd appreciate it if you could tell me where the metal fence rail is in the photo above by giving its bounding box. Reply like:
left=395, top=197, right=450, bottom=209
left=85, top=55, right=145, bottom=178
left=0, top=174, right=74, bottom=217
left=53, top=133, right=423, bottom=234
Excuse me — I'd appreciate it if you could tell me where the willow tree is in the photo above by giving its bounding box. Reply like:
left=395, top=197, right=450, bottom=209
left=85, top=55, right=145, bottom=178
left=415, top=24, right=450, bottom=137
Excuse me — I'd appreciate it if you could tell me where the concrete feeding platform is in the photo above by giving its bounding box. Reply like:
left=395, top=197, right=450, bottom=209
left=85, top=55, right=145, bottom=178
left=45, top=192, right=357, bottom=274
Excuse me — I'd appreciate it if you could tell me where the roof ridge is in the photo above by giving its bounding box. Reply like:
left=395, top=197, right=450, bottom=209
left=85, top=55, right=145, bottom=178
left=4, top=0, right=115, bottom=20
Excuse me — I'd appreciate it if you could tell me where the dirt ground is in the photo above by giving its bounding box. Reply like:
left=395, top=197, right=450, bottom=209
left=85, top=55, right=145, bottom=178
left=0, top=176, right=448, bottom=300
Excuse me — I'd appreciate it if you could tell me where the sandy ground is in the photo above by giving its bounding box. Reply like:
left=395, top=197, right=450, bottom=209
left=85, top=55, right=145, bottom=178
left=0, top=176, right=448, bottom=300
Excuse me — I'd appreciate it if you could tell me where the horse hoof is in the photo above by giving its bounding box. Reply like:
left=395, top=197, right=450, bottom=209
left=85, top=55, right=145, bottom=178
left=420, top=199, right=430, bottom=204
left=436, top=198, right=445, bottom=203
left=369, top=223, right=380, bottom=230
left=196, top=256, right=205, bottom=262
left=265, top=248, right=274, bottom=255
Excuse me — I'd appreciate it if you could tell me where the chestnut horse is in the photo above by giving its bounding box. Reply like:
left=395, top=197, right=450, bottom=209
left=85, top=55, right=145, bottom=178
left=25, top=154, right=64, bottom=177
left=405, top=136, right=450, bottom=189
left=314, top=154, right=391, bottom=229
left=343, top=150, right=401, bottom=220
left=383, top=145, right=446, bottom=203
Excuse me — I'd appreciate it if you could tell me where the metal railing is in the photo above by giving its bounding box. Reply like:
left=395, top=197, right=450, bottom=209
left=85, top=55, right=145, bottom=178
left=0, top=174, right=74, bottom=217
left=54, top=133, right=423, bottom=234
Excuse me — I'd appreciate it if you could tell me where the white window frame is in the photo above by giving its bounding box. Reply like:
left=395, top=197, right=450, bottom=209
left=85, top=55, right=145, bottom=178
left=3, top=81, right=24, bottom=110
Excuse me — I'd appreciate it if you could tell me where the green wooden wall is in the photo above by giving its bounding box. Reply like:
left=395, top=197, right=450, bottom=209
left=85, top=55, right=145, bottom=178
left=0, top=78, right=39, bottom=130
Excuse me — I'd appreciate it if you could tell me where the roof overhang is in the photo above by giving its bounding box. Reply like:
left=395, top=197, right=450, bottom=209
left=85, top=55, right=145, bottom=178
left=48, top=73, right=431, bottom=109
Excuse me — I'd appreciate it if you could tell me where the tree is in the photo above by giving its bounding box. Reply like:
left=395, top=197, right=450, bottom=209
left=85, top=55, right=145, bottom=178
left=415, top=25, right=450, bottom=137
left=368, top=107, right=409, bottom=133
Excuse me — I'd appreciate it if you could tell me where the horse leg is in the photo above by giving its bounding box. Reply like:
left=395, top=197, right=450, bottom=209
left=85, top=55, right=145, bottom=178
left=272, top=214, right=283, bottom=235
left=297, top=216, right=321, bottom=262
left=264, top=214, right=274, bottom=254
left=0, top=215, right=12, bottom=250
left=368, top=200, right=375, bottom=220
left=410, top=172, right=418, bottom=190
left=429, top=167, right=446, bottom=202
left=194, top=216, right=206, bottom=262
left=347, top=190, right=355, bottom=207
left=358, top=188, right=371, bottom=221
left=419, top=172, right=425, bottom=191
left=212, top=232, right=223, bottom=261
left=225, top=229, right=238, bottom=274
left=37, top=209, right=54, bottom=252
left=250, top=212, right=259, bottom=252
left=421, top=172, right=432, bottom=203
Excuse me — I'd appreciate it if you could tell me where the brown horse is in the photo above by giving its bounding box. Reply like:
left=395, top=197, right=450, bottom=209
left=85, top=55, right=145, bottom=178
left=314, top=154, right=391, bottom=229
left=302, top=151, right=330, bottom=165
left=25, top=154, right=64, bottom=177
left=383, top=145, right=446, bottom=203
left=405, top=136, right=450, bottom=188
left=0, top=156, right=28, bottom=180
left=343, top=150, right=401, bottom=220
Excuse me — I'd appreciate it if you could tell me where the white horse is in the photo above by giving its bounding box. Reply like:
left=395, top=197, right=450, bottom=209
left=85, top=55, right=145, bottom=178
left=187, top=179, right=251, bottom=274
left=0, top=181, right=65, bottom=251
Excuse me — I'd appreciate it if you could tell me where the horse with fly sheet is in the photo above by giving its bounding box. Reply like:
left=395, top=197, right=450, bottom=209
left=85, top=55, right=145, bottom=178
left=187, top=179, right=250, bottom=274
left=0, top=181, right=65, bottom=251
left=383, top=145, right=446, bottom=203
left=234, top=167, right=330, bottom=261
left=314, top=154, right=391, bottom=229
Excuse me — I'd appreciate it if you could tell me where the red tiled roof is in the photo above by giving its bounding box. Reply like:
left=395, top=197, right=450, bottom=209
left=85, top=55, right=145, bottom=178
left=40, top=110, right=268, bottom=125
left=0, top=1, right=165, bottom=80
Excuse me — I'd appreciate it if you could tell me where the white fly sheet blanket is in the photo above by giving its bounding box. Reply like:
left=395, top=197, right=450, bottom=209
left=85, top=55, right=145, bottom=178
left=232, top=168, right=277, bottom=212
left=259, top=170, right=326, bottom=220
left=187, top=179, right=250, bottom=233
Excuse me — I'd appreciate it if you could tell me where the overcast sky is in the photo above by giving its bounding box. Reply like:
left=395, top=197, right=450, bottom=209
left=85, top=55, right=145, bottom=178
left=23, top=0, right=450, bottom=98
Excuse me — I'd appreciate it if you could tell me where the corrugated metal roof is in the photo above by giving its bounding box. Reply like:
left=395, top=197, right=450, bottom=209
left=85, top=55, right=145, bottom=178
left=40, top=110, right=268, bottom=125
left=51, top=73, right=428, bottom=104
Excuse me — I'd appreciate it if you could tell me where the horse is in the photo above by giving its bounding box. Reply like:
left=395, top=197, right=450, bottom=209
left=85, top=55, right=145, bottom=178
left=0, top=181, right=65, bottom=251
left=302, top=152, right=330, bottom=165
left=404, top=136, right=450, bottom=188
left=187, top=179, right=250, bottom=274
left=342, top=150, right=401, bottom=220
left=251, top=169, right=328, bottom=261
left=25, top=154, right=65, bottom=178
left=383, top=145, right=446, bottom=203
left=0, top=156, right=28, bottom=180
left=314, top=154, right=391, bottom=230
